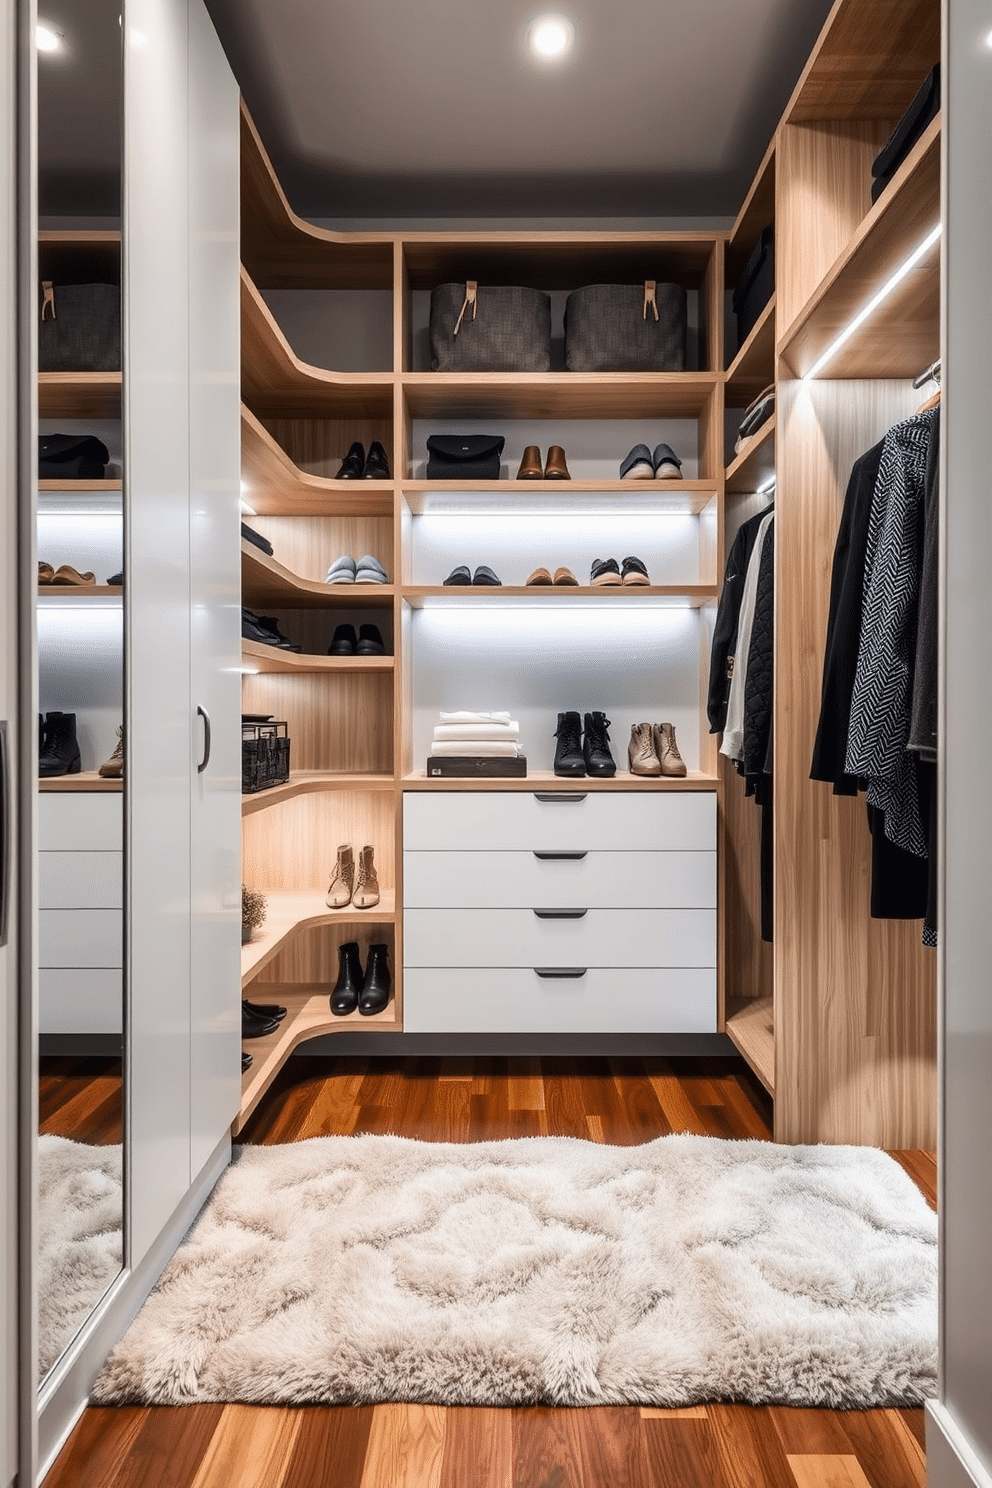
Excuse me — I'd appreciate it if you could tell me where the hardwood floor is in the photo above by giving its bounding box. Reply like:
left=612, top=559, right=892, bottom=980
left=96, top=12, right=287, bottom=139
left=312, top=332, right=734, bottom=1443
left=44, top=1055, right=936, bottom=1488
left=39, top=1055, right=123, bottom=1145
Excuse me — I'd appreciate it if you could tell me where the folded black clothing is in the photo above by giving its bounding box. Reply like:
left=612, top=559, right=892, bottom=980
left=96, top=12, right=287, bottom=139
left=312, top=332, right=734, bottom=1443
left=871, top=65, right=940, bottom=182
left=38, top=433, right=110, bottom=480
left=241, top=522, right=273, bottom=556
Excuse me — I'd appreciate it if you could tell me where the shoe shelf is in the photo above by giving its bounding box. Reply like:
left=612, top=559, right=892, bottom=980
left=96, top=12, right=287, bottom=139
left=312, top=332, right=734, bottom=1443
left=402, top=373, right=720, bottom=421
left=401, top=482, right=717, bottom=516
left=402, top=770, right=719, bottom=792
left=38, top=372, right=122, bottom=420
left=725, top=996, right=775, bottom=1095
left=242, top=542, right=394, bottom=609
left=402, top=585, right=718, bottom=609
left=240, top=407, right=393, bottom=517
left=777, top=115, right=941, bottom=380
left=242, top=772, right=396, bottom=817
left=235, top=984, right=397, bottom=1134
left=38, top=773, right=122, bottom=793
left=241, top=888, right=397, bottom=989
left=241, top=639, right=394, bottom=674
left=37, top=586, right=121, bottom=600
left=725, top=296, right=776, bottom=408
left=725, top=416, right=776, bottom=496
left=39, top=479, right=123, bottom=493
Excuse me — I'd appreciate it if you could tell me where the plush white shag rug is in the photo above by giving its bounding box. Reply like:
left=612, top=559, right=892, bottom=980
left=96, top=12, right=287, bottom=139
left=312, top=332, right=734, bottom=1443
left=93, top=1133, right=937, bottom=1408
left=38, top=1136, right=123, bottom=1377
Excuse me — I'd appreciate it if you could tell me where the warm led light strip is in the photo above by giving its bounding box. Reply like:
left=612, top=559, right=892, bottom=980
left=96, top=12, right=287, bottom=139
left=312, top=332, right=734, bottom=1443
left=802, top=223, right=942, bottom=381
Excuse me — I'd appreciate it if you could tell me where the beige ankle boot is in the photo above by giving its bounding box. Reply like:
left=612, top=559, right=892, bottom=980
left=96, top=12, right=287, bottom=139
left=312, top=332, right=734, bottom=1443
left=628, top=721, right=661, bottom=776
left=326, top=844, right=354, bottom=908
left=352, top=844, right=380, bottom=909
left=653, top=722, right=687, bottom=778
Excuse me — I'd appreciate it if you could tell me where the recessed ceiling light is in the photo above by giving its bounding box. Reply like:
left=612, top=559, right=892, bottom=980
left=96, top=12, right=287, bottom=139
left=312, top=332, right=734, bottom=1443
left=527, top=14, right=575, bottom=59
left=36, top=22, right=63, bottom=52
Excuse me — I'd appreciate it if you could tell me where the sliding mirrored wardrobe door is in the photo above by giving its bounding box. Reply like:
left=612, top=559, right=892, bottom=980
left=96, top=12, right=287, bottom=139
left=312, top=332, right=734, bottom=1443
left=34, top=0, right=126, bottom=1395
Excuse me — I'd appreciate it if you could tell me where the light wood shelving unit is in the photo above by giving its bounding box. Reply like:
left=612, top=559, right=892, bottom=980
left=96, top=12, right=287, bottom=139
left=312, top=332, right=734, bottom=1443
left=38, top=774, right=121, bottom=793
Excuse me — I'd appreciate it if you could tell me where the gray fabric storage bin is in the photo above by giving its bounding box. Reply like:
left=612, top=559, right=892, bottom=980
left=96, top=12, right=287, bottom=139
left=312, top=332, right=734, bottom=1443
left=430, top=282, right=551, bottom=372
left=38, top=282, right=121, bottom=372
left=564, top=282, right=687, bottom=372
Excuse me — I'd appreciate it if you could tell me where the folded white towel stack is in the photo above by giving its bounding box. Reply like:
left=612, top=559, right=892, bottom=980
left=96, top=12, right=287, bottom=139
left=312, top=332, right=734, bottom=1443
left=431, top=711, right=522, bottom=758
left=438, top=711, right=513, bottom=724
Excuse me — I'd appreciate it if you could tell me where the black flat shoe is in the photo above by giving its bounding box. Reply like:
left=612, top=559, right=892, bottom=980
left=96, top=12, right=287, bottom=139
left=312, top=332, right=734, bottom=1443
left=329, top=623, right=358, bottom=655
left=243, top=998, right=287, bottom=1022
left=364, top=440, right=391, bottom=479
left=335, top=441, right=365, bottom=479
left=443, top=565, right=472, bottom=586
left=356, top=624, right=385, bottom=655
left=472, top=565, right=502, bottom=586
left=242, top=1003, right=279, bottom=1038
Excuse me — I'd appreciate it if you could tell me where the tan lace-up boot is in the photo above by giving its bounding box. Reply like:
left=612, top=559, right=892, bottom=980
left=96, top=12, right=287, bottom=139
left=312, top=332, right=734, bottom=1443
left=352, top=844, right=380, bottom=909
left=628, top=721, right=661, bottom=776
left=326, top=844, right=354, bottom=908
left=653, top=722, right=687, bottom=778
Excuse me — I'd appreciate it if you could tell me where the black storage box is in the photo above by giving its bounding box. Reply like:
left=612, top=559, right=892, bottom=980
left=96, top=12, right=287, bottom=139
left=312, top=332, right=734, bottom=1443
left=38, top=281, right=121, bottom=372
left=242, top=721, right=291, bottom=794
left=426, top=755, right=527, bottom=778
left=732, top=226, right=775, bottom=348
left=564, top=282, right=686, bottom=372
left=38, top=433, right=110, bottom=480
left=426, top=434, right=505, bottom=481
left=430, top=282, right=551, bottom=371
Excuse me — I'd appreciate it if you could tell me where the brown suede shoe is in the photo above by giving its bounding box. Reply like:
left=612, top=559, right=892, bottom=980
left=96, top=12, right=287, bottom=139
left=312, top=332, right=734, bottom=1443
left=628, top=722, right=661, bottom=776
left=526, top=566, right=553, bottom=585
left=653, top=722, right=688, bottom=777
left=516, top=445, right=544, bottom=479
left=326, top=844, right=354, bottom=907
left=544, top=445, right=571, bottom=479
left=552, top=566, right=578, bottom=586
left=51, top=564, right=96, bottom=586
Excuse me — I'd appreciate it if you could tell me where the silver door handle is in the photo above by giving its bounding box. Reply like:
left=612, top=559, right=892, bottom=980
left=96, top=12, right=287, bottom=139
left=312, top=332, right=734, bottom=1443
left=534, top=967, right=587, bottom=978
left=197, top=705, right=211, bottom=774
left=533, top=908, right=588, bottom=919
left=534, top=792, right=587, bottom=803
left=533, top=850, right=587, bottom=860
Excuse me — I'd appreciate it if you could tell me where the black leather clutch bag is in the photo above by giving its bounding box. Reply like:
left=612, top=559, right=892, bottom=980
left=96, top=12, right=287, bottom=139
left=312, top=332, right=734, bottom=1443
left=425, top=434, right=505, bottom=481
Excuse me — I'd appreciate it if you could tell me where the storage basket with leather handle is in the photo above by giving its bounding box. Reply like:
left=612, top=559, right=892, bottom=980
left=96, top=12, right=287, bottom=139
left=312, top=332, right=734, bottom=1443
left=429, top=282, right=551, bottom=372
left=564, top=281, right=687, bottom=372
left=38, top=280, right=121, bottom=372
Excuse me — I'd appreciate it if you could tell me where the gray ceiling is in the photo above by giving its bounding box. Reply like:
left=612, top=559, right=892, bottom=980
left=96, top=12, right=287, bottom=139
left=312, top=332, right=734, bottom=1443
left=203, top=0, right=835, bottom=222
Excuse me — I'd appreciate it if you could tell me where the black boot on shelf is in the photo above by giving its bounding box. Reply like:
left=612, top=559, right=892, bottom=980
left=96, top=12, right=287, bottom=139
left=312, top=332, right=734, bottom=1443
left=242, top=1052, right=253, bottom=1073
left=242, top=1001, right=279, bottom=1038
left=331, top=941, right=364, bottom=1016
left=553, top=710, right=585, bottom=777
left=583, top=711, right=617, bottom=778
left=243, top=998, right=287, bottom=1022
left=359, top=943, right=391, bottom=1016
left=39, top=712, right=81, bottom=778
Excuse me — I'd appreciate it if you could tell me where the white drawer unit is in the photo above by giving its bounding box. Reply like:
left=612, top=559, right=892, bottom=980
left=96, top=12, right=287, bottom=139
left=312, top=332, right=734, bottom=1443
left=39, top=910, right=123, bottom=970
left=39, top=851, right=123, bottom=910
left=38, top=792, right=123, bottom=851
left=39, top=970, right=123, bottom=1037
left=402, top=789, right=717, bottom=1033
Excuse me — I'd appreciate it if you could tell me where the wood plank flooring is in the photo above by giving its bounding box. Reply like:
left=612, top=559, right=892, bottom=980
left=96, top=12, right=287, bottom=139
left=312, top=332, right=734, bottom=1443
left=44, top=1055, right=936, bottom=1488
left=39, top=1055, right=123, bottom=1145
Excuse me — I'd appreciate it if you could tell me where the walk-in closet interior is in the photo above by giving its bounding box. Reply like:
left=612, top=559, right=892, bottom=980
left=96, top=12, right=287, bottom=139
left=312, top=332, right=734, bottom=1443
left=2, top=0, right=991, bottom=1484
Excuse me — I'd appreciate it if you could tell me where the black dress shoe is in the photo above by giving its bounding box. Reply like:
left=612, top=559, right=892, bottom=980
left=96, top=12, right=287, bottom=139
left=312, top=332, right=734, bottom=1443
left=472, top=565, right=501, bottom=586
left=356, top=624, right=385, bottom=655
left=443, top=565, right=472, bottom=586
left=257, top=615, right=302, bottom=651
left=583, top=711, right=617, bottom=778
left=553, top=710, right=585, bottom=777
left=243, top=998, right=287, bottom=1022
left=329, top=623, right=358, bottom=655
left=331, top=941, right=364, bottom=1015
left=242, top=1002, right=279, bottom=1038
left=242, top=1052, right=253, bottom=1073
left=364, top=440, right=391, bottom=479
left=242, top=608, right=302, bottom=651
left=335, top=441, right=365, bottom=479
left=359, top=943, right=391, bottom=1015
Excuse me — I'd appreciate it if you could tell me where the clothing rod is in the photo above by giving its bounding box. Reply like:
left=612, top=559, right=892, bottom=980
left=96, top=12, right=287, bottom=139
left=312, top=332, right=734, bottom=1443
left=912, top=357, right=941, bottom=390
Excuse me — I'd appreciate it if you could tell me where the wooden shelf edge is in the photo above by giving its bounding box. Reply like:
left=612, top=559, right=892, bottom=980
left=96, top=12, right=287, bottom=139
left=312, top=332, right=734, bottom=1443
left=242, top=773, right=396, bottom=815
left=37, top=585, right=121, bottom=598
left=725, top=997, right=775, bottom=1095
left=39, top=228, right=121, bottom=244
left=401, top=771, right=719, bottom=791
left=241, top=639, right=394, bottom=673
left=403, top=585, right=718, bottom=607
left=725, top=416, right=776, bottom=493
left=38, top=773, right=122, bottom=793
left=240, top=405, right=394, bottom=515
left=241, top=890, right=397, bottom=988
left=241, top=541, right=394, bottom=604
left=39, top=479, right=123, bottom=492
left=724, top=295, right=776, bottom=389
left=234, top=988, right=399, bottom=1135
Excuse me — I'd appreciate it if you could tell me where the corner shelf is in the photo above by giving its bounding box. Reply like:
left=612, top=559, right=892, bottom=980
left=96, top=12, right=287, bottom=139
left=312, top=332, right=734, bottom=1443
left=235, top=985, right=398, bottom=1135
left=725, top=996, right=775, bottom=1095
left=725, top=416, right=776, bottom=496
left=242, top=772, right=396, bottom=816
left=38, top=774, right=122, bottom=793
left=241, top=889, right=397, bottom=988
left=241, top=542, right=393, bottom=608
left=402, top=771, right=719, bottom=792
left=241, top=406, right=393, bottom=517
left=241, top=639, right=394, bottom=674
left=725, top=296, right=776, bottom=407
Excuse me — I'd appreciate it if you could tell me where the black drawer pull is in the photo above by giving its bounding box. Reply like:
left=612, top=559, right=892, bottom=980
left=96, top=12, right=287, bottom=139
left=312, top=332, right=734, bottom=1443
left=534, top=792, right=587, bottom=803
left=533, top=850, right=588, bottom=860
left=535, top=967, right=588, bottom=979
left=533, top=908, right=587, bottom=919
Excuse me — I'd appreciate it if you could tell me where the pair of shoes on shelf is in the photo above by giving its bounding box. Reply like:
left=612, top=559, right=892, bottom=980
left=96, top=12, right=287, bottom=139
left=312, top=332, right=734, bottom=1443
left=628, top=721, right=687, bottom=777
left=526, top=566, right=578, bottom=586
left=591, top=556, right=650, bottom=586
left=516, top=445, right=570, bottom=480
left=98, top=725, right=124, bottom=779
left=242, top=608, right=302, bottom=651
left=326, top=554, right=389, bottom=584
left=329, top=623, right=385, bottom=655
left=619, top=443, right=683, bottom=480
left=39, top=562, right=96, bottom=586
left=242, top=1000, right=284, bottom=1039
left=331, top=942, right=391, bottom=1016
left=553, top=710, right=616, bottom=778
left=443, top=565, right=501, bottom=586
left=39, top=711, right=81, bottom=777
left=327, top=843, right=380, bottom=909
left=241, top=521, right=273, bottom=556
left=335, top=440, right=391, bottom=480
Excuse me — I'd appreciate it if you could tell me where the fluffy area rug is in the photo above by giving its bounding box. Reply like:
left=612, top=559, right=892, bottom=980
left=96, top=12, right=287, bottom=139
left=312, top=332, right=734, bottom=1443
left=38, top=1136, right=123, bottom=1377
left=93, top=1133, right=936, bottom=1408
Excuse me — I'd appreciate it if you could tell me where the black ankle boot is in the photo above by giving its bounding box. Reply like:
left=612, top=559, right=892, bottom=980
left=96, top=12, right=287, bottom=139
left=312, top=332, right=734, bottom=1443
left=583, top=711, right=616, bottom=778
left=359, top=943, right=391, bottom=1015
left=331, top=941, right=364, bottom=1015
left=553, top=710, right=585, bottom=777
left=39, top=712, right=81, bottom=778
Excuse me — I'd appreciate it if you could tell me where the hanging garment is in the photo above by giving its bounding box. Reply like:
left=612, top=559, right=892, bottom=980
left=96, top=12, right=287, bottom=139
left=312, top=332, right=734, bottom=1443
left=720, top=510, right=774, bottom=762
left=845, top=408, right=937, bottom=858
left=741, top=515, right=774, bottom=784
left=707, top=507, right=770, bottom=733
left=908, top=407, right=940, bottom=761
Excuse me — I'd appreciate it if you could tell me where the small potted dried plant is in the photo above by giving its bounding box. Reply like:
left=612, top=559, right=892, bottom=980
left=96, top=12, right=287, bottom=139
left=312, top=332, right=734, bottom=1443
left=242, top=886, right=267, bottom=945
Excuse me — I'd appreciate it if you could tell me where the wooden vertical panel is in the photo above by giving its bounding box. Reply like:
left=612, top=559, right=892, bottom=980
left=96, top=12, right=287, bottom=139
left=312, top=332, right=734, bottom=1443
left=253, top=926, right=396, bottom=985
left=774, top=378, right=936, bottom=1146
left=243, top=790, right=396, bottom=889
left=704, top=237, right=725, bottom=375
left=249, top=516, right=395, bottom=587
left=262, top=416, right=395, bottom=482
left=394, top=242, right=408, bottom=374
left=241, top=673, right=394, bottom=773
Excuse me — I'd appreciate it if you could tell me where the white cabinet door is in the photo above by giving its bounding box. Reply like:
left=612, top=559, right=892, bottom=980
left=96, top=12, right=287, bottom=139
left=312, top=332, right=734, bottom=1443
left=187, top=0, right=241, bottom=1182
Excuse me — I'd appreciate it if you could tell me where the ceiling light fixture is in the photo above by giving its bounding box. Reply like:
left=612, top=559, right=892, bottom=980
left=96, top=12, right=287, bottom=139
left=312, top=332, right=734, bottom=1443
left=36, top=21, right=63, bottom=52
left=527, top=14, right=575, bottom=59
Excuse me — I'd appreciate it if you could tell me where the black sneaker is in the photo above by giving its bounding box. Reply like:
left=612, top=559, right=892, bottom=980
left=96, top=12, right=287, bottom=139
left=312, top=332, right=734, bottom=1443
left=329, top=623, right=358, bottom=655
left=553, top=710, right=585, bottom=777
left=590, top=557, right=621, bottom=587
left=356, top=624, right=386, bottom=655
left=583, top=711, right=617, bottom=777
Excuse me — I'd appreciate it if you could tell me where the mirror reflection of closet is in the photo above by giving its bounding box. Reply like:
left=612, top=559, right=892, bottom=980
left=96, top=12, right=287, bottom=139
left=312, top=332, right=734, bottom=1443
left=35, top=0, right=125, bottom=1383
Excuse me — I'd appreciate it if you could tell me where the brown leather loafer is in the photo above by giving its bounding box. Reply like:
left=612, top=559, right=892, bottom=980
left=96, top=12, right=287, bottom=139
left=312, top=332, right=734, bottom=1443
left=516, top=445, right=544, bottom=479
left=544, top=445, right=571, bottom=479
left=552, top=566, right=578, bottom=586
left=38, top=561, right=55, bottom=585
left=526, top=566, right=553, bottom=585
left=51, top=565, right=96, bottom=586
